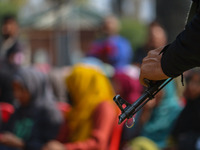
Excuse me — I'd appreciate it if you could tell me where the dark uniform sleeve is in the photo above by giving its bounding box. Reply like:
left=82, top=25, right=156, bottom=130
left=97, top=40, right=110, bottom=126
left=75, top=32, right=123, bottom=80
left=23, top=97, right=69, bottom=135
left=161, top=13, right=200, bottom=77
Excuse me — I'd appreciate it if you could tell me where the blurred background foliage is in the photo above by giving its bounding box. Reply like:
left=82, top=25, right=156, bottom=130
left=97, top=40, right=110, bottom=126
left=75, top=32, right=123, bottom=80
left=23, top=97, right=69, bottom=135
left=0, top=0, right=26, bottom=22
left=120, top=19, right=147, bottom=50
left=0, top=0, right=192, bottom=65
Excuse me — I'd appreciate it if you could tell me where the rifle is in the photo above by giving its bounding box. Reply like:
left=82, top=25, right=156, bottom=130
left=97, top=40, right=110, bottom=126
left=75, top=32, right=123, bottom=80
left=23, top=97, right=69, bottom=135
left=113, top=78, right=173, bottom=127
left=113, top=0, right=199, bottom=128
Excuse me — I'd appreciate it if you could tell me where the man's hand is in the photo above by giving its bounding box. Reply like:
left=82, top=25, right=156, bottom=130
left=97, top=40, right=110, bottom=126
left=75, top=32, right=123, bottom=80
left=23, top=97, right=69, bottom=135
left=139, top=47, right=169, bottom=86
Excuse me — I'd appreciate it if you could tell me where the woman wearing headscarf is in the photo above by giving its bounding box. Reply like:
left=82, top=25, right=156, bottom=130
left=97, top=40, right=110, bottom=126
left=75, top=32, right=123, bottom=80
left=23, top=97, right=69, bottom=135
left=43, top=64, right=118, bottom=150
left=112, top=67, right=142, bottom=104
left=112, top=66, right=143, bottom=148
left=172, top=68, right=200, bottom=150
left=0, top=67, right=63, bottom=150
left=140, top=81, right=182, bottom=149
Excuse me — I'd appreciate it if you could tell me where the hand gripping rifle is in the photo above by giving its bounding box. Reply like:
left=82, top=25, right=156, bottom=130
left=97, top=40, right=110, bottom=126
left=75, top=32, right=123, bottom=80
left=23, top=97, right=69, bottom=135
left=113, top=78, right=173, bottom=127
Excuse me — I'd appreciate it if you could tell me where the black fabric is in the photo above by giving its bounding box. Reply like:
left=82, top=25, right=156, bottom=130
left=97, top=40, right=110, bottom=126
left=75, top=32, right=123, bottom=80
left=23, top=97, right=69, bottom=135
left=161, top=12, right=200, bottom=77
left=161, top=1, right=200, bottom=77
left=2, top=67, right=63, bottom=150
left=133, top=47, right=147, bottom=64
left=5, top=41, right=22, bottom=59
left=0, top=70, right=15, bottom=104
left=0, top=59, right=19, bottom=105
left=0, top=145, right=19, bottom=150
left=193, top=0, right=199, bottom=3
left=172, top=98, right=200, bottom=150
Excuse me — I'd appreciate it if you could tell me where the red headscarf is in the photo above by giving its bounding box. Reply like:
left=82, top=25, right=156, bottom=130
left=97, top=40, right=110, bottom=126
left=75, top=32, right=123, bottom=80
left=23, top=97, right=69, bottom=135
left=113, top=71, right=143, bottom=104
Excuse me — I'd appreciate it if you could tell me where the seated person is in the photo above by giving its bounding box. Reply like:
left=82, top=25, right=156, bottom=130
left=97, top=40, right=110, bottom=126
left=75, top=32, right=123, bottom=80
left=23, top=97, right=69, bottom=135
left=0, top=67, right=63, bottom=150
left=123, top=81, right=182, bottom=150
left=172, top=68, right=200, bottom=150
left=139, top=81, right=182, bottom=149
left=141, top=81, right=182, bottom=149
left=43, top=64, right=118, bottom=150
left=112, top=66, right=142, bottom=104
left=112, top=66, right=143, bottom=148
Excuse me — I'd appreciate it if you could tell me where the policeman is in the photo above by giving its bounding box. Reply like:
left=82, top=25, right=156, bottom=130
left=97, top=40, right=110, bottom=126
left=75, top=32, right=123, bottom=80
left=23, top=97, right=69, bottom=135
left=139, top=0, right=200, bottom=85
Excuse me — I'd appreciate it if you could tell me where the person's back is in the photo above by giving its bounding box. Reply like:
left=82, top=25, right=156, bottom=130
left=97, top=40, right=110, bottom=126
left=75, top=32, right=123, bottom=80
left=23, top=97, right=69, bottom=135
left=43, top=64, right=118, bottom=150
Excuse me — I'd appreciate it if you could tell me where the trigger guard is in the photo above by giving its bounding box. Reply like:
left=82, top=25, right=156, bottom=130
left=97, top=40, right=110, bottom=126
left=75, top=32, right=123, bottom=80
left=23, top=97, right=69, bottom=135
left=113, top=95, right=131, bottom=113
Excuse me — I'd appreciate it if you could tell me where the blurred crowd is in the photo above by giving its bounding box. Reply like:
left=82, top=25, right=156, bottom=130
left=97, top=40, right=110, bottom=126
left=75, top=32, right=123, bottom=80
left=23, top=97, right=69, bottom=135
left=0, top=14, right=199, bottom=150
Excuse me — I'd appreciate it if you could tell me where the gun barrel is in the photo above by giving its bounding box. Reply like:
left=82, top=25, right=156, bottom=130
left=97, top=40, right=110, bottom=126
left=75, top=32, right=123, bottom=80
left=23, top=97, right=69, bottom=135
left=118, top=79, right=169, bottom=124
left=118, top=90, right=150, bottom=124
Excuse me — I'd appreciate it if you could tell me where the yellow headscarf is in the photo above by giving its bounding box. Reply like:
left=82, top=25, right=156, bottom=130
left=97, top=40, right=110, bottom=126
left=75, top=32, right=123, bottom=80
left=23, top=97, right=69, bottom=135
left=66, top=64, right=115, bottom=142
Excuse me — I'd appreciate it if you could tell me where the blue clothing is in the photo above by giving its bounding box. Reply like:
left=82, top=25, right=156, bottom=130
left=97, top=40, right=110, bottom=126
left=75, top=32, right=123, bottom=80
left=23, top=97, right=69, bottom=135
left=141, top=81, right=183, bottom=148
left=88, top=35, right=133, bottom=68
